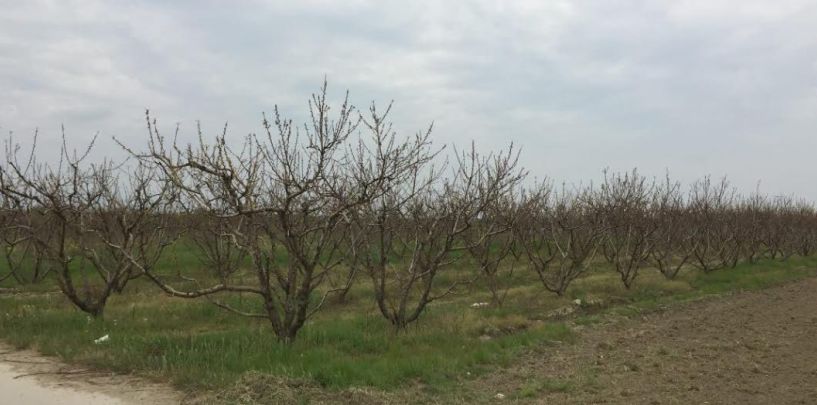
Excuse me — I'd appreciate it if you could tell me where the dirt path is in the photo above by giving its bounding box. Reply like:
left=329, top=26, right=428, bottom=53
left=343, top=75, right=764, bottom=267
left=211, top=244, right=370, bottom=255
left=0, top=343, right=182, bottom=405
left=469, top=278, right=817, bottom=404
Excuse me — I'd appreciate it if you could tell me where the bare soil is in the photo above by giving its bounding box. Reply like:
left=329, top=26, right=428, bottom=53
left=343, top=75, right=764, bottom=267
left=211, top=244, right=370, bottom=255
left=469, top=277, right=817, bottom=404
left=0, top=343, right=182, bottom=405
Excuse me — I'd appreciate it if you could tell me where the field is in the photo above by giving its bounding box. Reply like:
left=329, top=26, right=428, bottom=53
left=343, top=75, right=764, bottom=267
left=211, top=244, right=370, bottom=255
left=2, top=245, right=815, bottom=403
left=1, top=87, right=816, bottom=404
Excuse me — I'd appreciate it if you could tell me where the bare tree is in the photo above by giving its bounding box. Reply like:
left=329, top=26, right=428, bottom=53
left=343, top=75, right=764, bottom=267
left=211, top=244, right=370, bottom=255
left=516, top=183, right=555, bottom=293
left=758, top=196, right=789, bottom=260
left=121, top=83, right=435, bottom=342
left=734, top=192, right=767, bottom=265
left=183, top=212, right=248, bottom=285
left=0, top=135, right=109, bottom=315
left=0, top=186, right=16, bottom=285
left=0, top=138, right=49, bottom=286
left=0, top=187, right=45, bottom=285
left=517, top=184, right=605, bottom=296
left=0, top=134, right=174, bottom=317
left=649, top=176, right=693, bottom=279
left=791, top=200, right=817, bottom=257
left=350, top=142, right=524, bottom=329
left=1, top=211, right=49, bottom=285
left=687, top=177, right=734, bottom=273
left=463, top=190, right=520, bottom=306
left=87, top=163, right=180, bottom=296
left=598, top=170, right=656, bottom=289
left=772, top=196, right=803, bottom=261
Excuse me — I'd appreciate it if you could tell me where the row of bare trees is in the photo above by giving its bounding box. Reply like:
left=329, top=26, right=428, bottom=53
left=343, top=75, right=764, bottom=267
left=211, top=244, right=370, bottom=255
left=489, top=172, right=817, bottom=303
left=1, top=84, right=816, bottom=342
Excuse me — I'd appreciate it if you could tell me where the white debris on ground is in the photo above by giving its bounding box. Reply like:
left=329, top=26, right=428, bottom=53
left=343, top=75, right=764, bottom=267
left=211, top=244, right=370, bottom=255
left=495, top=392, right=506, bottom=400
left=547, top=305, right=577, bottom=318
left=471, top=302, right=490, bottom=308
left=573, top=298, right=582, bottom=306
left=93, top=335, right=110, bottom=344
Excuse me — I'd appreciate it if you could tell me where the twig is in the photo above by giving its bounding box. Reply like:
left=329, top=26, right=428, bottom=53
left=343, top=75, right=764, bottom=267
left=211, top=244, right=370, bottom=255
left=14, top=369, right=103, bottom=379
left=0, top=358, right=52, bottom=365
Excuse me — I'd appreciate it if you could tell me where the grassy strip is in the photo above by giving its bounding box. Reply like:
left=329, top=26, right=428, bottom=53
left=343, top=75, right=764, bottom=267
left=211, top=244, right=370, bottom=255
left=1, top=255, right=815, bottom=397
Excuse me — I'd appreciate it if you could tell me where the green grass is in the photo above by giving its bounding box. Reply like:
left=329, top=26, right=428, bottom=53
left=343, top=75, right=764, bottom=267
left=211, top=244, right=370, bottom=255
left=517, top=377, right=574, bottom=398
left=0, top=281, right=574, bottom=392
left=1, top=249, right=816, bottom=399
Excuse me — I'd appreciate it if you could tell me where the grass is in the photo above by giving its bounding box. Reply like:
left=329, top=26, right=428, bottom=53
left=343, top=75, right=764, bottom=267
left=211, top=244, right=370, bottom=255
left=517, top=378, right=574, bottom=398
left=1, top=249, right=816, bottom=400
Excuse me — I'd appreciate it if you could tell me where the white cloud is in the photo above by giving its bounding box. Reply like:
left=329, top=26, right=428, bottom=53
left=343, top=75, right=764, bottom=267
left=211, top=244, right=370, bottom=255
left=1, top=0, right=816, bottom=198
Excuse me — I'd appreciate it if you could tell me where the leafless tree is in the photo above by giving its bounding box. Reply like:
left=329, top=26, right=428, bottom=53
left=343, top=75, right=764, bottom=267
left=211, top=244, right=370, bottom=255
left=649, top=176, right=693, bottom=279
left=0, top=135, right=108, bottom=314
left=598, top=170, right=656, bottom=289
left=0, top=189, right=43, bottom=285
left=463, top=191, right=520, bottom=306
left=0, top=138, right=49, bottom=286
left=687, top=177, right=735, bottom=273
left=758, top=196, right=790, bottom=260
left=0, top=186, right=16, bottom=285
left=1, top=212, right=49, bottom=285
left=184, top=212, right=247, bottom=284
left=515, top=183, right=555, bottom=293
left=87, top=163, right=180, bottom=296
left=120, top=83, right=436, bottom=341
left=517, top=184, right=605, bottom=296
left=718, top=197, right=745, bottom=269
left=734, top=192, right=767, bottom=264
left=791, top=200, right=817, bottom=257
left=349, top=141, right=524, bottom=329
left=0, top=134, right=174, bottom=317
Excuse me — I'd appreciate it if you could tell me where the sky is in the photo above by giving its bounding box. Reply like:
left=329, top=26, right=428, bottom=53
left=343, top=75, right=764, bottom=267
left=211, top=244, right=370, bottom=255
left=1, top=0, right=816, bottom=198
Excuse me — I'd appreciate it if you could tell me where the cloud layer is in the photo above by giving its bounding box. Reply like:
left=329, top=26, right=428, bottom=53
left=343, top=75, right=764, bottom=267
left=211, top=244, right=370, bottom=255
left=1, top=0, right=816, bottom=197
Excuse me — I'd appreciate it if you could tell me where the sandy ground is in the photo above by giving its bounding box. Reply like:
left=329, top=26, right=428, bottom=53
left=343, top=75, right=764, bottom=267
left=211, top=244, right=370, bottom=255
left=0, top=343, right=182, bottom=405
left=467, top=277, right=817, bottom=404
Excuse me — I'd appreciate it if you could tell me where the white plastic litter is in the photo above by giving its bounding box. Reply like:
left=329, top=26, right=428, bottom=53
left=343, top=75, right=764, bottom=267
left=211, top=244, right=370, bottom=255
left=94, top=334, right=110, bottom=344
left=471, top=302, right=490, bottom=308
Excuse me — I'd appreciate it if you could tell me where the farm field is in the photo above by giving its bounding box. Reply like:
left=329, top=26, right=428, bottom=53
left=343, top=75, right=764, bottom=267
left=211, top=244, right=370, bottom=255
left=4, top=2, right=817, bottom=404
left=2, top=252, right=816, bottom=403
left=2, top=102, right=816, bottom=403
left=457, top=270, right=817, bottom=404
left=2, top=86, right=816, bottom=404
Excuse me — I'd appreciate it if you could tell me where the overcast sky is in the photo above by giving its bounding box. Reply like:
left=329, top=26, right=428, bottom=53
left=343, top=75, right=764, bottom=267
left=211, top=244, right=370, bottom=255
left=1, top=1, right=816, bottom=198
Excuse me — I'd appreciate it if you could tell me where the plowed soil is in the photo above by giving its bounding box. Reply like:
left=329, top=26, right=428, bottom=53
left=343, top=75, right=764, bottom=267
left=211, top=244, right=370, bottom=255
left=470, top=278, right=817, bottom=404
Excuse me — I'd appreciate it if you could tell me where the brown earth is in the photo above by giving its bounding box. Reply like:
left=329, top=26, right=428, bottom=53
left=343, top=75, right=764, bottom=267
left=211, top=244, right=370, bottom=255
left=466, top=277, right=817, bottom=404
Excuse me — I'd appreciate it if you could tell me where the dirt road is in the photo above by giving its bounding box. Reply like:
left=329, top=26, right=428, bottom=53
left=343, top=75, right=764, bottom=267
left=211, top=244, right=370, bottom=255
left=472, top=278, right=817, bottom=404
left=0, top=344, right=182, bottom=405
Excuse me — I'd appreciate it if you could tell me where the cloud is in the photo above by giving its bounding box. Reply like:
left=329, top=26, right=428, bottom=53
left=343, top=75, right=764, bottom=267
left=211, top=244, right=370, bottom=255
left=1, top=0, right=816, bottom=198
